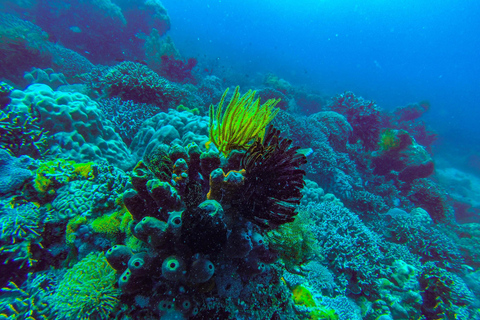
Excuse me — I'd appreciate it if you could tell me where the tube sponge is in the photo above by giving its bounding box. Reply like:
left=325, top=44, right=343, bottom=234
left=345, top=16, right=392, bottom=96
left=134, top=216, right=169, bottom=247
left=128, top=252, right=149, bottom=276
left=105, top=245, right=133, bottom=272
left=175, top=295, right=197, bottom=315
left=118, top=268, right=134, bottom=292
left=167, top=211, right=182, bottom=234
left=162, top=255, right=186, bottom=282
left=181, top=200, right=227, bottom=254
left=123, top=188, right=149, bottom=220
left=147, top=179, right=182, bottom=212
left=225, top=228, right=252, bottom=258
left=188, top=257, right=215, bottom=284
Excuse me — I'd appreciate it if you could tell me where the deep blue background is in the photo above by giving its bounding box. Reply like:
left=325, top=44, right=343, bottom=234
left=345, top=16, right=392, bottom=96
left=161, top=0, right=480, bottom=162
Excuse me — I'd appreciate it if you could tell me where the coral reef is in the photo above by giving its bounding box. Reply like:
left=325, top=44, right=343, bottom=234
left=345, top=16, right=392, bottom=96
left=371, top=129, right=434, bottom=183
left=329, top=91, right=383, bottom=151
left=266, top=209, right=318, bottom=273
left=84, top=62, right=202, bottom=110
left=130, top=108, right=210, bottom=159
left=389, top=101, right=437, bottom=148
left=0, top=107, right=50, bottom=158
left=382, top=207, right=463, bottom=270
left=0, top=149, right=33, bottom=194
left=0, top=81, right=13, bottom=109
left=8, top=84, right=136, bottom=170
left=307, top=111, right=353, bottom=152
left=23, top=67, right=69, bottom=89
left=98, top=97, right=158, bottom=145
left=0, top=13, right=53, bottom=82
left=408, top=178, right=455, bottom=223
left=304, top=201, right=388, bottom=296
left=51, top=252, right=119, bottom=319
left=0, top=200, right=47, bottom=268
left=159, top=54, right=198, bottom=84
left=0, top=7, right=474, bottom=319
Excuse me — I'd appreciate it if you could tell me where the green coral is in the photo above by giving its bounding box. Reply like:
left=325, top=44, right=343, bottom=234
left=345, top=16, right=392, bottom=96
left=30, top=159, right=96, bottom=201
left=176, top=104, right=200, bottom=115
left=291, top=285, right=339, bottom=320
left=266, top=209, right=318, bottom=273
left=91, top=210, right=123, bottom=241
left=51, top=252, right=119, bottom=320
left=378, top=129, right=401, bottom=151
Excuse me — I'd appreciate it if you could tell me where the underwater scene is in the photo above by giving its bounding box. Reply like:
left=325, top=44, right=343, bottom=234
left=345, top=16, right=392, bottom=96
left=0, top=0, right=480, bottom=319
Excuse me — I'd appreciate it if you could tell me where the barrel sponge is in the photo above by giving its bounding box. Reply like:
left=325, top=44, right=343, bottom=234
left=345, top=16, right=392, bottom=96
left=188, top=257, right=215, bottom=284
left=162, top=255, right=186, bottom=282
left=105, top=245, right=133, bottom=271
left=8, top=84, right=136, bottom=170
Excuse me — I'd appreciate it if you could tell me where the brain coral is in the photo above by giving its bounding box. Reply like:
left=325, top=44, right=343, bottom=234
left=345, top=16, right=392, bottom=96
left=8, top=84, right=136, bottom=170
left=51, top=180, right=98, bottom=223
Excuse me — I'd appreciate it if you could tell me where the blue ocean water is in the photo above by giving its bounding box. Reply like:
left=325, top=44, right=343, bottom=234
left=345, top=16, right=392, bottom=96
left=1, top=0, right=480, bottom=319
left=163, top=0, right=480, bottom=157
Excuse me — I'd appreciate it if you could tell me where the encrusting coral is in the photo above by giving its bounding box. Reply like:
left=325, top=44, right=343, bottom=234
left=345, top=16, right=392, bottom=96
left=208, top=86, right=280, bottom=157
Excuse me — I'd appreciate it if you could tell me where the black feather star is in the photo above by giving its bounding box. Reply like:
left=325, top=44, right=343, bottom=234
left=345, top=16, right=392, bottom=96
left=239, top=125, right=307, bottom=228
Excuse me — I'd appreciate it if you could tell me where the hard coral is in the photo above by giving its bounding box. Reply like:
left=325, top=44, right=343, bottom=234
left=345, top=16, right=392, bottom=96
left=92, top=61, right=185, bottom=108
left=266, top=209, right=318, bottom=272
left=31, top=159, right=96, bottom=202
left=52, top=252, right=119, bottom=320
left=329, top=91, right=383, bottom=151
left=239, top=125, right=307, bottom=227
left=208, top=86, right=280, bottom=157
left=159, top=54, right=197, bottom=84
left=0, top=81, right=13, bottom=108
left=0, top=149, right=33, bottom=194
left=0, top=111, right=49, bottom=158
left=409, top=178, right=454, bottom=223
left=372, top=130, right=434, bottom=183
left=0, top=13, right=53, bottom=82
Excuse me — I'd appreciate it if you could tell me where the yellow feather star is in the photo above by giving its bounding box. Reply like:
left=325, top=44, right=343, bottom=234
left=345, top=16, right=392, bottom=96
left=208, top=86, right=280, bottom=157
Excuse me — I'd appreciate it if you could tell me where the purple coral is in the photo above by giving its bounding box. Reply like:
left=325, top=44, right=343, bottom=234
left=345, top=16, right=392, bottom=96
left=329, top=91, right=383, bottom=151
left=159, top=55, right=197, bottom=84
